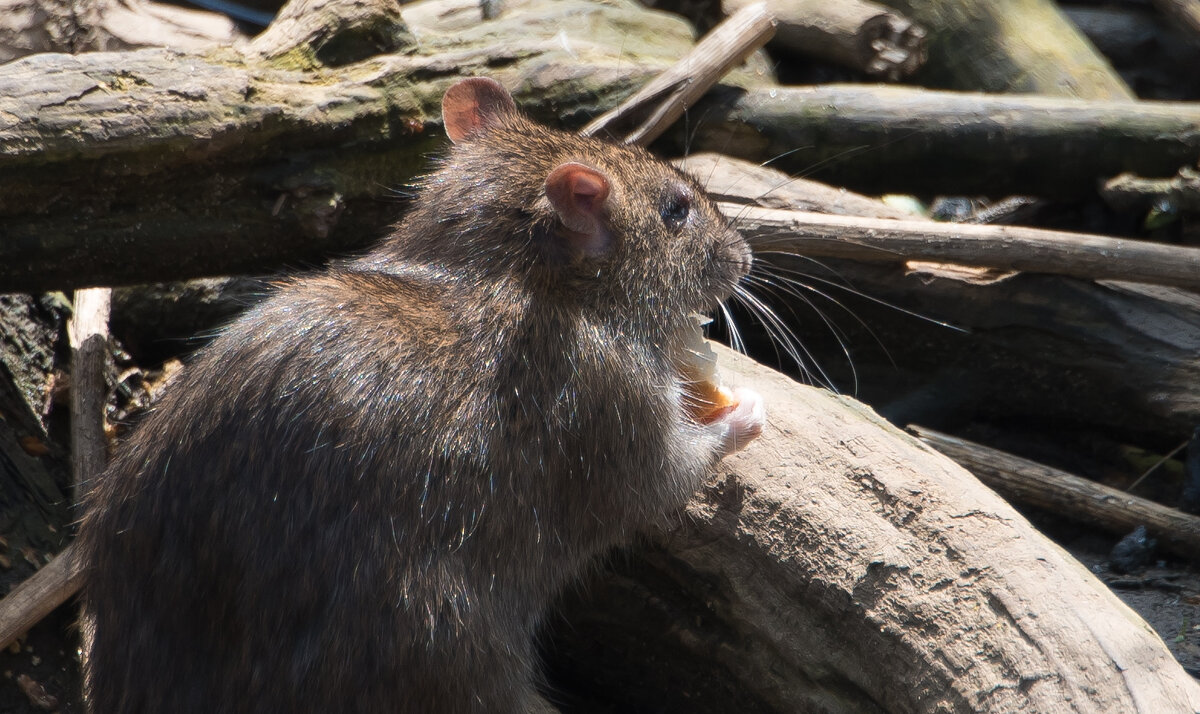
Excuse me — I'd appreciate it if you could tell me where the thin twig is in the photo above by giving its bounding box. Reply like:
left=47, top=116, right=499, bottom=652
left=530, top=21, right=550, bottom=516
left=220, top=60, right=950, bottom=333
left=581, top=2, right=775, bottom=146
left=0, top=289, right=111, bottom=650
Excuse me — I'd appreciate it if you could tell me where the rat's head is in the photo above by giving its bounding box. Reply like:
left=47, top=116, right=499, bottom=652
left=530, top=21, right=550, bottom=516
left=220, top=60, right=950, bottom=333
left=401, top=77, right=751, bottom=330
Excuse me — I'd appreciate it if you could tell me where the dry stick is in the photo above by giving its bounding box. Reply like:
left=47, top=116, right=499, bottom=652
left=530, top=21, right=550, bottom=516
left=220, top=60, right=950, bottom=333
left=0, top=546, right=84, bottom=651
left=910, top=425, right=1200, bottom=561
left=0, top=289, right=111, bottom=650
left=69, top=287, right=112, bottom=491
left=724, top=202, right=1200, bottom=291
left=580, top=2, right=775, bottom=147
left=1102, top=168, right=1200, bottom=213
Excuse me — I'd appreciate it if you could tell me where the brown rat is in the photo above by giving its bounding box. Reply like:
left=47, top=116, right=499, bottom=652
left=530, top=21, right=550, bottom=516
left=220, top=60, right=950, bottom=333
left=77, top=77, right=764, bottom=714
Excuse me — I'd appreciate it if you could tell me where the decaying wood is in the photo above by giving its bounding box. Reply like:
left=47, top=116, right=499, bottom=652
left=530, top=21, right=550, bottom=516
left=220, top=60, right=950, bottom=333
left=0, top=0, right=242, bottom=63
left=1102, top=167, right=1200, bottom=213
left=0, top=545, right=83, bottom=652
left=581, top=2, right=775, bottom=146
left=723, top=0, right=926, bottom=80
left=724, top=202, right=1200, bottom=291
left=883, top=0, right=1133, bottom=99
left=550, top=348, right=1200, bottom=713
left=68, top=288, right=111, bottom=493
left=682, top=84, right=1200, bottom=199
left=910, top=425, right=1200, bottom=562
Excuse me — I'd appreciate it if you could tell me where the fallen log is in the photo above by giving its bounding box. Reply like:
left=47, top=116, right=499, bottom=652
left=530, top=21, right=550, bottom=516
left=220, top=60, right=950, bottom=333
left=547, top=347, right=1200, bottom=713
left=680, top=84, right=1200, bottom=199
left=0, top=0, right=765, bottom=293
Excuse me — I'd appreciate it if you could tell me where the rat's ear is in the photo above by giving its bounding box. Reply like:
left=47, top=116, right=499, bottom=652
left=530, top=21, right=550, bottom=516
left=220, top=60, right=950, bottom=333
left=442, top=77, right=518, bottom=143
left=545, top=162, right=613, bottom=258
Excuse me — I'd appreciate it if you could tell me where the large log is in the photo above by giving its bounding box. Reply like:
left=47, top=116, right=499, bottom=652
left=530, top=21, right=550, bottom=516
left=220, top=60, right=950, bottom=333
left=0, top=0, right=767, bottom=293
left=548, top=347, right=1200, bottom=713
left=678, top=84, right=1200, bottom=199
left=8, top=18, right=1200, bottom=293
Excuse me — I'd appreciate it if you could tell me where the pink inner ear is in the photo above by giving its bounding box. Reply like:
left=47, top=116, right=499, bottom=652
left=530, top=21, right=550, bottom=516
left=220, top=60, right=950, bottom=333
left=546, top=163, right=610, bottom=227
left=546, top=162, right=613, bottom=256
left=569, top=171, right=608, bottom=212
left=442, top=77, right=517, bottom=143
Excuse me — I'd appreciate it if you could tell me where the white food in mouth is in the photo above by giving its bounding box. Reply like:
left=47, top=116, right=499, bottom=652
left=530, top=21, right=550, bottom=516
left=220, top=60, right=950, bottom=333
left=674, top=313, right=736, bottom=424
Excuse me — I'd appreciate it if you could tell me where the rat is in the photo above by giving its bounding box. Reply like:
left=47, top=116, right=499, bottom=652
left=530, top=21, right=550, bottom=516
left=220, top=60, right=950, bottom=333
left=76, top=77, right=764, bottom=714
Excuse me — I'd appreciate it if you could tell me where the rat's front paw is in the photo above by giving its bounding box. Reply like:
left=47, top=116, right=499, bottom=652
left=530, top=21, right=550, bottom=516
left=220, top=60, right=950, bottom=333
left=710, top=387, right=764, bottom=458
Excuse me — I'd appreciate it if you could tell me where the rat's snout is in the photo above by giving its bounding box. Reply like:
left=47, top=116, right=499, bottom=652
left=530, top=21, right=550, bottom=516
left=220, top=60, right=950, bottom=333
left=727, top=227, right=753, bottom=280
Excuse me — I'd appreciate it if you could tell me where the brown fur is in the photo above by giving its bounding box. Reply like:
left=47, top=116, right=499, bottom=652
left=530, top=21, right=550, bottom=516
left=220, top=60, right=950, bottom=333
left=77, top=80, right=754, bottom=713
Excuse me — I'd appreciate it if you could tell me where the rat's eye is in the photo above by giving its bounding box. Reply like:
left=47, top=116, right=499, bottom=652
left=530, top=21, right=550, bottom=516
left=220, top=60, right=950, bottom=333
left=659, top=184, right=692, bottom=229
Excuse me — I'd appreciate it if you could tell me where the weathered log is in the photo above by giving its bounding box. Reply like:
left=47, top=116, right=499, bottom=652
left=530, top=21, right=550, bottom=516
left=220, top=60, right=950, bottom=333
left=548, top=347, right=1200, bottom=713
left=0, top=0, right=767, bottom=294
left=678, top=84, right=1200, bottom=199
left=723, top=202, right=1200, bottom=291
left=0, top=0, right=242, bottom=63
left=883, top=0, right=1133, bottom=99
left=7, top=50, right=1200, bottom=294
left=723, top=0, right=926, bottom=80
left=910, top=425, right=1200, bottom=562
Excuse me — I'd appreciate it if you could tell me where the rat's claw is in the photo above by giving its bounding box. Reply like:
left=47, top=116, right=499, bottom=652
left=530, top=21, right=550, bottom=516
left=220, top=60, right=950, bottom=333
left=711, top=387, right=764, bottom=457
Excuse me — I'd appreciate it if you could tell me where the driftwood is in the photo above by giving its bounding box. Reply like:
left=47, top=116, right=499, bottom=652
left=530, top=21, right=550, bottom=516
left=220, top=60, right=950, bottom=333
left=548, top=347, right=1200, bottom=713
left=724, top=202, right=1200, bottom=291
left=910, top=425, right=1200, bottom=562
left=680, top=84, right=1200, bottom=199
left=722, top=0, right=926, bottom=80
left=882, top=0, right=1133, bottom=99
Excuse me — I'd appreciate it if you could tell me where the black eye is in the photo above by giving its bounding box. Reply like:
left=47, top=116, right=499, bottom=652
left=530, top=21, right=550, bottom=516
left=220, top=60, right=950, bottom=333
left=659, top=185, right=691, bottom=229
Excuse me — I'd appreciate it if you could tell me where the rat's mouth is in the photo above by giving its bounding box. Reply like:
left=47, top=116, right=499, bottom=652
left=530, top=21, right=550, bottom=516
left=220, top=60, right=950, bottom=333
left=673, top=313, right=738, bottom=425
